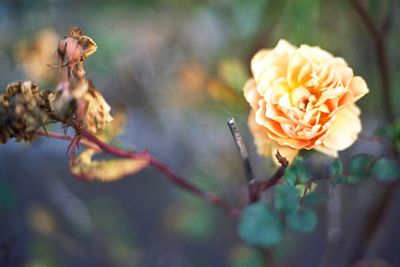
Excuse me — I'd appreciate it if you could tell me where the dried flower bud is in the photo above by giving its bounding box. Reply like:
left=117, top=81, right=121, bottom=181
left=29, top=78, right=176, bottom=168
left=57, top=27, right=97, bottom=68
left=0, top=81, right=53, bottom=143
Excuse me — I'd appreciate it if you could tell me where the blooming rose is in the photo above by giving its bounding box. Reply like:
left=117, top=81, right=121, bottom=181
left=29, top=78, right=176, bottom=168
left=244, top=40, right=369, bottom=163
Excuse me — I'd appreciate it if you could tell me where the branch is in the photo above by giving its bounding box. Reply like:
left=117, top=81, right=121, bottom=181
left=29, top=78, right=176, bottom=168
left=349, top=0, right=394, bottom=122
left=227, top=118, right=258, bottom=203
left=255, top=151, right=288, bottom=191
left=36, top=129, right=101, bottom=151
left=37, top=130, right=240, bottom=219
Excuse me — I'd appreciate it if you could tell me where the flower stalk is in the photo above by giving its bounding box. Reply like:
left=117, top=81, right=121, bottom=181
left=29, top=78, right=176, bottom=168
left=37, top=129, right=241, bottom=219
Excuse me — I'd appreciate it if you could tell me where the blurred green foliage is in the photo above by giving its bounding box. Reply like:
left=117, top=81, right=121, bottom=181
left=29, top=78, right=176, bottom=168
left=239, top=202, right=283, bottom=247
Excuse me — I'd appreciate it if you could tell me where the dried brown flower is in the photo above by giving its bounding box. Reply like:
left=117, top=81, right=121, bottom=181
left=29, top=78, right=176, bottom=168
left=0, top=81, right=54, bottom=143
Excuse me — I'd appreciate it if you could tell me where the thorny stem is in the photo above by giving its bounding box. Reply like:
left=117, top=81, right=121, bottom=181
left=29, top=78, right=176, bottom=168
left=37, top=129, right=240, bottom=219
left=227, top=118, right=258, bottom=203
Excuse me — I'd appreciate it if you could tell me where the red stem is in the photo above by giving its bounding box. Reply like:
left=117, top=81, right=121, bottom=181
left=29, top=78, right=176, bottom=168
left=47, top=129, right=241, bottom=219
left=256, top=164, right=287, bottom=191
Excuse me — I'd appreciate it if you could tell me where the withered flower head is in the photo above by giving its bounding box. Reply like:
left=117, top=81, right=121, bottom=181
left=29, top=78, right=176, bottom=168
left=0, top=81, right=53, bottom=143
left=57, top=27, right=97, bottom=68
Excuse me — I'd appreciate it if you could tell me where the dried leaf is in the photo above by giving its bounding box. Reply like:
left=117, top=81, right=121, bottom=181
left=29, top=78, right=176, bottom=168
left=71, top=149, right=148, bottom=182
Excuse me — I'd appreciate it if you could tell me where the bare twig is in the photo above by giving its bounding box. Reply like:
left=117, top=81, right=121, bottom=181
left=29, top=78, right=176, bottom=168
left=227, top=118, right=259, bottom=203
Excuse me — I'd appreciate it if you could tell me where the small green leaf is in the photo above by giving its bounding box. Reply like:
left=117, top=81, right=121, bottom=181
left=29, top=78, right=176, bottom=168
left=238, top=203, right=283, bottom=247
left=347, top=174, right=363, bottom=185
left=284, top=157, right=310, bottom=185
left=284, top=167, right=297, bottom=185
left=274, top=184, right=300, bottom=213
left=331, top=173, right=346, bottom=185
left=286, top=208, right=317, bottom=233
left=303, top=192, right=325, bottom=206
left=371, top=158, right=400, bottom=182
left=329, top=159, right=343, bottom=177
left=349, top=154, right=373, bottom=177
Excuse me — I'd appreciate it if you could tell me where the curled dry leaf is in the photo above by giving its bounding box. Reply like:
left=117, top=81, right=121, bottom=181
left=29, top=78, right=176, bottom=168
left=70, top=149, right=149, bottom=182
left=70, top=108, right=147, bottom=182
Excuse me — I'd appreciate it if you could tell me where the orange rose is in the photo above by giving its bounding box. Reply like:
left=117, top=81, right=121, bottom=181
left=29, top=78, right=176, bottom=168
left=244, top=40, right=369, bottom=163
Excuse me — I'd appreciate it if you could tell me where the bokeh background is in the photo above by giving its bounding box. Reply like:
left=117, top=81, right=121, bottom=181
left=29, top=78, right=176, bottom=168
left=0, top=0, right=399, bottom=266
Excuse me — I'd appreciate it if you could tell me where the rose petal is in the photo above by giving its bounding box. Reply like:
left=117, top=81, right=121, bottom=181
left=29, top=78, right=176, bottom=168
left=243, top=79, right=261, bottom=109
left=321, top=104, right=361, bottom=152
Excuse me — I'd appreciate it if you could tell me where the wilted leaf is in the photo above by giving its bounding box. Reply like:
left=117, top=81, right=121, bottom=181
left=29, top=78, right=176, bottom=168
left=274, top=184, right=300, bottom=213
left=238, top=203, right=283, bottom=247
left=371, top=158, right=400, bottom=182
left=286, top=208, right=317, bottom=233
left=71, top=149, right=148, bottom=182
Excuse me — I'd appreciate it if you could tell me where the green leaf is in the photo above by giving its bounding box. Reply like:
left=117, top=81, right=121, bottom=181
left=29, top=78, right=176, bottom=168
left=331, top=173, right=346, bottom=185
left=303, top=192, right=325, bottom=206
left=284, top=157, right=310, bottom=185
left=274, top=184, right=300, bottom=213
left=347, top=174, right=363, bottom=185
left=349, top=154, right=373, bottom=177
left=238, top=203, right=283, bottom=247
left=371, top=158, right=400, bottom=182
left=329, top=159, right=343, bottom=177
left=284, top=167, right=297, bottom=185
left=286, top=208, right=317, bottom=233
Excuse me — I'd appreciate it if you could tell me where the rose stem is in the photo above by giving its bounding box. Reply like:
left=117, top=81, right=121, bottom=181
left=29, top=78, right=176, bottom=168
left=36, top=129, right=101, bottom=151
left=255, top=151, right=288, bottom=191
left=227, top=118, right=259, bottom=203
left=36, top=129, right=240, bottom=219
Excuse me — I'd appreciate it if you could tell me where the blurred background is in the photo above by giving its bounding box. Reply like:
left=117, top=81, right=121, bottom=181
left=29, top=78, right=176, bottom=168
left=0, top=0, right=399, bottom=266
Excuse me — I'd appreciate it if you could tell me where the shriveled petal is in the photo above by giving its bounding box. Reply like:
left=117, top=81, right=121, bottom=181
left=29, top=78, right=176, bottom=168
left=321, top=104, right=361, bottom=152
